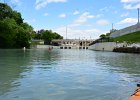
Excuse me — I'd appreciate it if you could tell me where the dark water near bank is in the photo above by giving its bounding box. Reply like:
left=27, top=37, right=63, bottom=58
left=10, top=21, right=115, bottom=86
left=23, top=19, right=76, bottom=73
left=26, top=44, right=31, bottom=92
left=0, top=49, right=140, bottom=100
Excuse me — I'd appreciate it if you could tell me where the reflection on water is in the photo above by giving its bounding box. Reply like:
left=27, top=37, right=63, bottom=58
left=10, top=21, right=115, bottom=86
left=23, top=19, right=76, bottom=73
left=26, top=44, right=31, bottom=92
left=95, top=52, right=140, bottom=78
left=0, top=49, right=140, bottom=100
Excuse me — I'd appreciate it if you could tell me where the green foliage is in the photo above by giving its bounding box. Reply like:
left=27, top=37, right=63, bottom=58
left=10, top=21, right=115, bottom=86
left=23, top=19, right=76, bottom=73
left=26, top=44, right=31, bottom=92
left=0, top=3, right=13, bottom=20
left=0, top=3, right=63, bottom=48
left=42, top=30, right=53, bottom=41
left=0, top=3, right=23, bottom=24
left=0, top=3, right=33, bottom=48
left=42, top=30, right=63, bottom=44
left=33, top=29, right=63, bottom=45
left=112, top=31, right=140, bottom=43
left=14, top=26, right=30, bottom=48
left=0, top=18, right=17, bottom=48
left=99, top=34, right=106, bottom=39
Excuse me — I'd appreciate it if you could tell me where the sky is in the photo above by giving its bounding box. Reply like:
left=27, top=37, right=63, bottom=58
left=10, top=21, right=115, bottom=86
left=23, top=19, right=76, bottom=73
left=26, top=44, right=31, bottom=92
left=1, top=0, right=140, bottom=39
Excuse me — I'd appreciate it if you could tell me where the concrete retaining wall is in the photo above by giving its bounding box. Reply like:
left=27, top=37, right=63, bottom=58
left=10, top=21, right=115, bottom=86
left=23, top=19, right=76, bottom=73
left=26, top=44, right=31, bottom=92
left=88, top=42, right=117, bottom=51
left=110, top=23, right=140, bottom=38
left=36, top=45, right=58, bottom=49
left=36, top=45, right=89, bottom=49
left=89, top=42, right=140, bottom=51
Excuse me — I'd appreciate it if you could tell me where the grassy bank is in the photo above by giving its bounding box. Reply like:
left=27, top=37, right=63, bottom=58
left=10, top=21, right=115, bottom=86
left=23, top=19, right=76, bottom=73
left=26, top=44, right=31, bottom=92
left=112, top=31, right=140, bottom=43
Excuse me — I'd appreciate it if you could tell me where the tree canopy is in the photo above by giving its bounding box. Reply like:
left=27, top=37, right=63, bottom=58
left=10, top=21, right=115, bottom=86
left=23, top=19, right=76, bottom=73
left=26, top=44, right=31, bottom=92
left=33, top=29, right=63, bottom=45
left=0, top=3, right=33, bottom=48
left=0, top=3, right=63, bottom=48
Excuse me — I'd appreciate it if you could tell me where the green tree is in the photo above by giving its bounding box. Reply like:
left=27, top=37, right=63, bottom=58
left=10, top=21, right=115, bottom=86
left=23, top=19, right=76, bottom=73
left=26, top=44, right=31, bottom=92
left=14, top=26, right=30, bottom=48
left=0, top=18, right=17, bottom=48
left=0, top=3, right=33, bottom=48
left=100, top=34, right=106, bottom=39
left=42, top=30, right=53, bottom=44
left=41, top=30, right=63, bottom=45
left=0, top=3, right=13, bottom=20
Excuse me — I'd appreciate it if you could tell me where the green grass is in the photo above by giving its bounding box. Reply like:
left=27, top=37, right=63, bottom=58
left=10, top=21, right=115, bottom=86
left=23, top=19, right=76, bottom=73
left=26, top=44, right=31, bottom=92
left=112, top=31, right=140, bottom=43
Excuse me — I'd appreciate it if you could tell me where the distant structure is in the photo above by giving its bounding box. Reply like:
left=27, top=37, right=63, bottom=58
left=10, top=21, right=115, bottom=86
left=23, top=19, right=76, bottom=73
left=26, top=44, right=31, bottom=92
left=138, top=8, right=139, bottom=24
left=110, top=8, right=140, bottom=38
left=110, top=23, right=140, bottom=38
left=52, top=39, right=94, bottom=49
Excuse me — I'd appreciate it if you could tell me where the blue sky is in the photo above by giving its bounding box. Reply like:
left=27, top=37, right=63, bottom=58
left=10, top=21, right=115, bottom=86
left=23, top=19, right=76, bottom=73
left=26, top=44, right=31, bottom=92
left=1, top=0, right=140, bottom=39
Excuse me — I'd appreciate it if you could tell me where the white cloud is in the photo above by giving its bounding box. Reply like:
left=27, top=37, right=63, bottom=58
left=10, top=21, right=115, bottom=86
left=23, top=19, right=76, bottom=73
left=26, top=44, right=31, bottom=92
left=121, top=0, right=140, bottom=9
left=95, top=14, right=104, bottom=18
left=114, top=11, right=118, bottom=14
left=121, top=0, right=140, bottom=3
left=96, top=19, right=110, bottom=26
left=35, top=0, right=67, bottom=10
left=24, top=19, right=36, bottom=24
left=53, top=26, right=106, bottom=39
left=12, top=0, right=20, bottom=3
left=59, top=13, right=66, bottom=18
left=124, top=4, right=140, bottom=9
left=44, top=13, right=49, bottom=16
left=71, top=12, right=94, bottom=26
left=10, top=0, right=21, bottom=6
left=121, top=12, right=129, bottom=17
left=117, top=18, right=137, bottom=24
left=99, top=6, right=114, bottom=12
left=73, top=10, right=80, bottom=15
left=99, top=7, right=109, bottom=12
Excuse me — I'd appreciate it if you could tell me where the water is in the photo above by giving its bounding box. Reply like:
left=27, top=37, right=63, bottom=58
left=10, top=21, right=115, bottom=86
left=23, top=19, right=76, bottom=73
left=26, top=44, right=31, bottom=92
left=0, top=49, right=140, bottom=100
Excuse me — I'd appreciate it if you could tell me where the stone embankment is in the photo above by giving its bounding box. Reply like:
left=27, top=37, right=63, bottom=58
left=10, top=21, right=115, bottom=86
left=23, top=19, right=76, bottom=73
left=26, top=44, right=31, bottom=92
left=113, top=47, right=140, bottom=53
left=89, top=42, right=140, bottom=53
left=110, top=23, right=140, bottom=38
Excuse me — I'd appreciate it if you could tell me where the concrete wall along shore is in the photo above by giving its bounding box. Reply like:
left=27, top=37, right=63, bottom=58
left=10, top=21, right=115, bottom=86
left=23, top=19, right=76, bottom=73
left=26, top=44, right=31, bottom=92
left=36, top=45, right=89, bottom=49
left=36, top=43, right=140, bottom=52
left=36, top=45, right=59, bottom=49
left=88, top=42, right=140, bottom=52
left=110, top=23, right=140, bottom=38
left=88, top=42, right=117, bottom=51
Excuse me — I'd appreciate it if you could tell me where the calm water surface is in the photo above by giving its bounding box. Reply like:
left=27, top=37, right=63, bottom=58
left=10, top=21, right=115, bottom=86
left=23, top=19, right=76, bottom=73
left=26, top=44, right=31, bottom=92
left=0, top=49, right=140, bottom=100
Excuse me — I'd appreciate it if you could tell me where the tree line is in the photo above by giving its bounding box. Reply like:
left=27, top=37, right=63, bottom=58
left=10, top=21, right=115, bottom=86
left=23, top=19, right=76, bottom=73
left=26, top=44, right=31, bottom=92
left=32, top=29, right=63, bottom=45
left=0, top=3, right=63, bottom=48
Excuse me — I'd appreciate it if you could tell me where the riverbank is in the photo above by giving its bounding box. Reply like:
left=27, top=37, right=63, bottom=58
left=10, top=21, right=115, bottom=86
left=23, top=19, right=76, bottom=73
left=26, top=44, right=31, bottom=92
left=113, top=47, right=140, bottom=53
left=35, top=45, right=89, bottom=50
left=88, top=42, right=140, bottom=53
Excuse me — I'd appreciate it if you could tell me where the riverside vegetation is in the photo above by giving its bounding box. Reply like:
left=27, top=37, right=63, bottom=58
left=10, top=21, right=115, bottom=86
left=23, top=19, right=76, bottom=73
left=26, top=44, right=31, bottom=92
left=0, top=3, right=63, bottom=49
left=112, top=31, right=140, bottom=43
left=99, top=30, right=140, bottom=43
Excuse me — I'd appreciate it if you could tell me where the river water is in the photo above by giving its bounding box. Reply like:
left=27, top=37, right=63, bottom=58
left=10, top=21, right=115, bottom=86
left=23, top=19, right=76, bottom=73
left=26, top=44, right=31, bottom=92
left=0, top=49, right=140, bottom=100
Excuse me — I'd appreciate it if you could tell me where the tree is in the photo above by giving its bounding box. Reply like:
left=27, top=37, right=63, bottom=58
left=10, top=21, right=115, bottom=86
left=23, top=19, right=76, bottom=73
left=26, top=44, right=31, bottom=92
left=100, top=34, right=106, bottom=39
left=0, top=3, right=13, bottom=20
left=31, top=29, right=63, bottom=45
left=37, top=30, right=63, bottom=45
left=42, top=30, right=53, bottom=45
left=0, top=3, right=33, bottom=48
left=14, top=26, right=30, bottom=48
left=0, top=18, right=17, bottom=48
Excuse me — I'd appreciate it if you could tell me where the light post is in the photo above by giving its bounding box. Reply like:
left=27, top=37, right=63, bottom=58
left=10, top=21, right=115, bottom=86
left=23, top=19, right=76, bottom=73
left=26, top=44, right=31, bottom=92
left=138, top=8, right=139, bottom=24
left=65, top=26, right=68, bottom=40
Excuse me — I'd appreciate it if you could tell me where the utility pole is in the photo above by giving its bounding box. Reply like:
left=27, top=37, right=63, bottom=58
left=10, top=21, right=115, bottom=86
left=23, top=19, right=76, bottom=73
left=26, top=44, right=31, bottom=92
left=112, top=23, right=114, bottom=30
left=66, top=26, right=67, bottom=39
left=138, top=8, right=139, bottom=24
left=111, top=23, right=114, bottom=33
